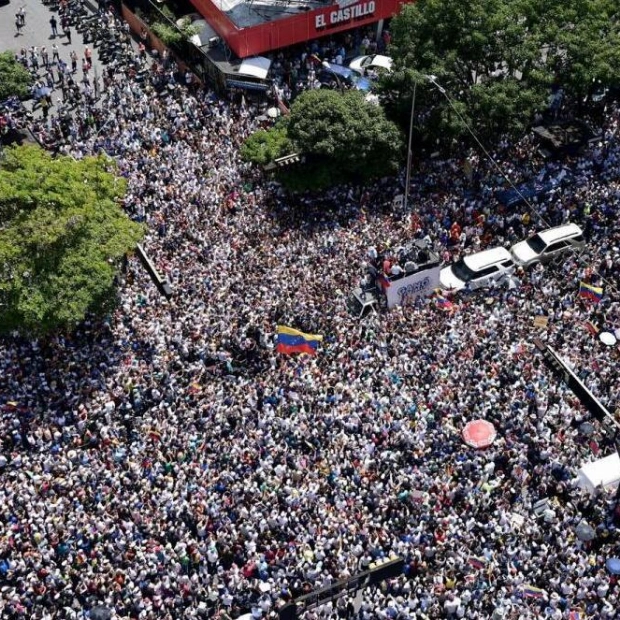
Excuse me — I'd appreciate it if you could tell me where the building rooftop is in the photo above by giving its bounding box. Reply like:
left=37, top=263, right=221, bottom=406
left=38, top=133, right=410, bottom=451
left=216, top=0, right=328, bottom=29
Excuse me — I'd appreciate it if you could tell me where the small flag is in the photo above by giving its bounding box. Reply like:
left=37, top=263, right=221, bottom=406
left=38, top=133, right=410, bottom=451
left=377, top=273, right=391, bottom=290
left=468, top=556, right=485, bottom=570
left=583, top=320, right=599, bottom=336
left=434, top=290, right=455, bottom=311
left=436, top=295, right=454, bottom=310
left=568, top=611, right=582, bottom=620
left=276, top=326, right=323, bottom=356
left=521, top=584, right=546, bottom=599
left=579, top=281, right=603, bottom=303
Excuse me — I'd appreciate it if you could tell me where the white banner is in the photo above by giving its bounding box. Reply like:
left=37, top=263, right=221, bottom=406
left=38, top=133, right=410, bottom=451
left=384, top=265, right=441, bottom=308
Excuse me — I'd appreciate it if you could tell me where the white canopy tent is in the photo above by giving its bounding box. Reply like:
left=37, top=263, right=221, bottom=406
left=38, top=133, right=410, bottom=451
left=578, top=452, right=620, bottom=494
left=238, top=57, right=272, bottom=80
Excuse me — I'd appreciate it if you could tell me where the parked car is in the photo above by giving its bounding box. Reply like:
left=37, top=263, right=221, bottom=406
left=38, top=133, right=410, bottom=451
left=348, top=54, right=393, bottom=77
left=510, top=223, right=585, bottom=268
left=439, top=247, right=516, bottom=292
left=318, top=62, right=372, bottom=92
left=347, top=287, right=379, bottom=318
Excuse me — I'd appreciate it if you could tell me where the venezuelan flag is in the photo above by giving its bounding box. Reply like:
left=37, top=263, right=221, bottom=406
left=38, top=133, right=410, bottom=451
left=521, top=584, right=545, bottom=599
left=583, top=320, right=599, bottom=336
left=276, top=326, right=323, bottom=356
left=436, top=295, right=454, bottom=310
left=435, top=290, right=454, bottom=311
left=377, top=273, right=391, bottom=291
left=579, top=281, right=603, bottom=303
left=467, top=556, right=485, bottom=570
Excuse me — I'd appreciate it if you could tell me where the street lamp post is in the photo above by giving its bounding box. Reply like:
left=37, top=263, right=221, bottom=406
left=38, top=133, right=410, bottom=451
left=402, top=75, right=440, bottom=214
left=402, top=80, right=417, bottom=214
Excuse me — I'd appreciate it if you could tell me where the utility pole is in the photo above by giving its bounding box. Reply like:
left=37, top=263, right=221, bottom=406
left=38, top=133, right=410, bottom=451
left=402, top=80, right=416, bottom=214
left=403, top=75, right=438, bottom=214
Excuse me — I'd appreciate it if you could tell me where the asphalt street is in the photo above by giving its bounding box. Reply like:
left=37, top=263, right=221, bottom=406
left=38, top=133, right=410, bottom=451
left=0, top=0, right=108, bottom=112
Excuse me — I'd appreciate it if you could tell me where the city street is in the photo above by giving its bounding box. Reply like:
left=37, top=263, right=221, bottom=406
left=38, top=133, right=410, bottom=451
left=0, top=0, right=107, bottom=112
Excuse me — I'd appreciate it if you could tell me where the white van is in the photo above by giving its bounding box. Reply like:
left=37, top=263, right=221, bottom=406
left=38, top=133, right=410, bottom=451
left=510, top=223, right=585, bottom=268
left=439, top=247, right=516, bottom=292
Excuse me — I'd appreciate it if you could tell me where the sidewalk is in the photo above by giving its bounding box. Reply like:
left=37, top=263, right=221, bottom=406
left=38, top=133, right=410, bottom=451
left=0, top=0, right=108, bottom=118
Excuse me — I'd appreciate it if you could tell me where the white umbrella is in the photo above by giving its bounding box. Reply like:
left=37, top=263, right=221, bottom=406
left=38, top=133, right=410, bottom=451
left=599, top=331, right=617, bottom=346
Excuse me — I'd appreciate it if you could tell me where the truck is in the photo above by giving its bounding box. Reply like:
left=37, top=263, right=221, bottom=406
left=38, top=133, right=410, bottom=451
left=347, top=239, right=442, bottom=318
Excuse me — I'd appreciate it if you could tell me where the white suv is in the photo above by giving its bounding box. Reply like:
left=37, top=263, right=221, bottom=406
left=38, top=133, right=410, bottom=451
left=439, top=247, right=516, bottom=292
left=510, top=223, right=585, bottom=268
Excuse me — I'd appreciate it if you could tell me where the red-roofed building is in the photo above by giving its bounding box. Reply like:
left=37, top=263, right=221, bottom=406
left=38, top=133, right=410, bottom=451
left=187, top=0, right=408, bottom=58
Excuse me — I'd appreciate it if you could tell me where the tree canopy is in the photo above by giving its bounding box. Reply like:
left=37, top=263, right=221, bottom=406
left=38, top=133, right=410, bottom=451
left=538, top=0, right=620, bottom=100
left=386, top=0, right=550, bottom=143
left=0, top=51, right=34, bottom=101
left=0, top=145, right=144, bottom=336
left=242, top=89, right=403, bottom=191
left=240, top=123, right=292, bottom=167
left=385, top=0, right=620, bottom=145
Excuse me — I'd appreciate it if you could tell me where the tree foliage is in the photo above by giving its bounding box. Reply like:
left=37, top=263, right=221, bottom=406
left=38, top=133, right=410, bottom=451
left=151, top=21, right=184, bottom=47
left=538, top=0, right=620, bottom=100
left=385, top=0, right=620, bottom=145
left=287, top=89, right=403, bottom=178
left=386, top=0, right=550, bottom=144
left=242, top=90, right=403, bottom=191
left=0, top=146, right=144, bottom=336
left=0, top=51, right=34, bottom=101
left=240, top=123, right=292, bottom=166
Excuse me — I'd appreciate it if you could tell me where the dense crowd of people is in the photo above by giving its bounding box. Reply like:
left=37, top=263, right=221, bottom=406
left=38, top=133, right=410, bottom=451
left=3, top=4, right=620, bottom=619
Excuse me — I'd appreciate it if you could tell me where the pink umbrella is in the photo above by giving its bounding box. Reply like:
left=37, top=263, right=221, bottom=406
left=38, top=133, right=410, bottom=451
left=462, top=420, right=497, bottom=448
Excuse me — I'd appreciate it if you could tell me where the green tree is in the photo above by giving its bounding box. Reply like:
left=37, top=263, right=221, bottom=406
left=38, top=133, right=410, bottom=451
left=240, top=122, right=292, bottom=166
left=0, top=51, right=34, bottom=101
left=0, top=145, right=144, bottom=336
left=386, top=0, right=552, bottom=143
left=151, top=21, right=184, bottom=47
left=538, top=0, right=620, bottom=103
left=283, top=89, right=403, bottom=189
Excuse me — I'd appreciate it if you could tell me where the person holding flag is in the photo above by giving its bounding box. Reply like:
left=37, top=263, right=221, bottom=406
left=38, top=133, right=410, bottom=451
left=579, top=280, right=603, bottom=303
left=276, top=326, right=323, bottom=356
